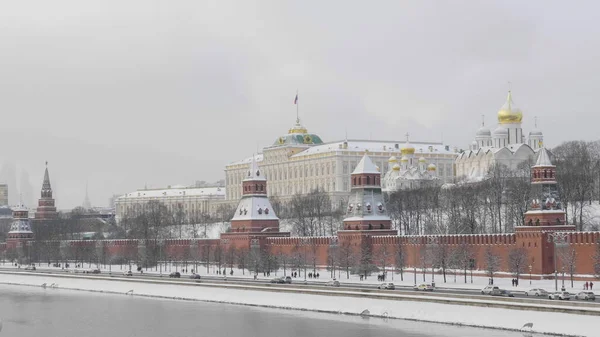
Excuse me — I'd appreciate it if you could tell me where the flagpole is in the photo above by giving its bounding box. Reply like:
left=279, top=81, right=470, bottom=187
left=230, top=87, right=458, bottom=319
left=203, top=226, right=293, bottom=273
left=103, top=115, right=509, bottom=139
left=296, top=90, right=299, bottom=123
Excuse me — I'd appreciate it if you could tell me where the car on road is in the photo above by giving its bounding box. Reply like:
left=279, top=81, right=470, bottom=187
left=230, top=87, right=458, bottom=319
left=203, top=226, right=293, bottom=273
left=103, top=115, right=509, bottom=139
left=548, top=291, right=570, bottom=300
left=327, top=280, right=341, bottom=287
left=481, top=286, right=501, bottom=295
left=189, top=274, right=201, bottom=280
left=284, top=276, right=292, bottom=284
left=497, top=289, right=515, bottom=297
left=525, top=288, right=548, bottom=297
left=123, top=270, right=133, bottom=276
left=169, top=272, right=181, bottom=278
left=91, top=269, right=101, bottom=274
left=378, top=283, right=395, bottom=290
left=25, top=265, right=36, bottom=271
left=413, top=283, right=434, bottom=291
left=575, top=291, right=596, bottom=301
left=270, top=277, right=286, bottom=284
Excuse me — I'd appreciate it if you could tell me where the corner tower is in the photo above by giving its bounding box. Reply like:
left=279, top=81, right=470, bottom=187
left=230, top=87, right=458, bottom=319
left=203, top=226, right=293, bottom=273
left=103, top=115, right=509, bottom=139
left=6, top=204, right=34, bottom=263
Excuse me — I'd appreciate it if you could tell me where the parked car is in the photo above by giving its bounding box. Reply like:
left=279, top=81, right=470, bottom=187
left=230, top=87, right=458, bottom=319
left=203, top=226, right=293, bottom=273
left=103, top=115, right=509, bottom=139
left=575, top=291, right=596, bottom=301
left=91, top=269, right=101, bottom=274
left=413, top=283, right=434, bottom=291
left=25, top=265, right=36, bottom=271
left=123, top=270, right=133, bottom=276
left=284, top=276, right=292, bottom=284
left=189, top=274, right=201, bottom=280
left=526, top=288, right=548, bottom=297
left=327, top=280, right=341, bottom=287
left=548, top=291, right=570, bottom=300
left=481, top=286, right=501, bottom=295
left=270, top=277, right=285, bottom=284
left=169, top=272, right=181, bottom=278
left=378, top=283, right=395, bottom=290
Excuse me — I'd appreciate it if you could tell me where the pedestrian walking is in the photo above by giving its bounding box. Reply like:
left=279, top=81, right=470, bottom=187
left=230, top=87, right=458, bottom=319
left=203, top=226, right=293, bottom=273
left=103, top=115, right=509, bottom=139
left=590, top=282, right=594, bottom=290
left=585, top=281, right=589, bottom=290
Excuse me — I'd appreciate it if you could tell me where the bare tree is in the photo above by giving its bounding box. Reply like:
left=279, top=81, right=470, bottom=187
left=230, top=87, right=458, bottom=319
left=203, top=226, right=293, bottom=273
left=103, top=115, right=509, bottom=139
left=394, top=244, right=405, bottom=281
left=375, top=244, right=391, bottom=280
left=431, top=244, right=450, bottom=283
left=484, top=247, right=501, bottom=284
left=337, top=241, right=354, bottom=279
left=593, top=241, right=600, bottom=279
left=559, top=247, right=577, bottom=287
left=508, top=247, right=528, bottom=283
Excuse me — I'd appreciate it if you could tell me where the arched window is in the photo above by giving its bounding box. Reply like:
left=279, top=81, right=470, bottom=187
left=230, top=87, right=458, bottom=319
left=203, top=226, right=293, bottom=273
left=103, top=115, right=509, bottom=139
left=544, top=170, right=547, bottom=178
left=366, top=176, right=371, bottom=185
left=368, top=223, right=373, bottom=230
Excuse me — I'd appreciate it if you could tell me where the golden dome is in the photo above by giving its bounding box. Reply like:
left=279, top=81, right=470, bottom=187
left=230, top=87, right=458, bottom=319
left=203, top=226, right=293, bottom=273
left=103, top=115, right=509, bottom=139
left=392, top=163, right=401, bottom=171
left=497, top=91, right=523, bottom=124
left=400, top=156, right=409, bottom=162
left=388, top=156, right=398, bottom=163
left=400, top=142, right=415, bottom=155
left=427, top=164, right=437, bottom=171
left=288, top=121, right=308, bottom=134
left=418, top=157, right=426, bottom=163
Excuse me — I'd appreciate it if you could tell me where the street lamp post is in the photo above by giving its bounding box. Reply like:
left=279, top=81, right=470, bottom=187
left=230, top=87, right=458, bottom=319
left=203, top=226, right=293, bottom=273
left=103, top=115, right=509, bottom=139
left=26, top=241, right=32, bottom=266
left=427, top=236, right=438, bottom=286
left=547, top=232, right=569, bottom=292
left=329, top=237, right=338, bottom=279
left=158, top=240, right=164, bottom=277
left=250, top=238, right=261, bottom=279
left=299, top=238, right=310, bottom=281
left=408, top=237, right=420, bottom=286
left=529, top=265, right=532, bottom=285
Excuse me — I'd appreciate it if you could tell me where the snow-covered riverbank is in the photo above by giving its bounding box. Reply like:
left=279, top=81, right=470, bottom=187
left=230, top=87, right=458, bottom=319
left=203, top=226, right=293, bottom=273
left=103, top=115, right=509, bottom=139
left=0, top=272, right=595, bottom=336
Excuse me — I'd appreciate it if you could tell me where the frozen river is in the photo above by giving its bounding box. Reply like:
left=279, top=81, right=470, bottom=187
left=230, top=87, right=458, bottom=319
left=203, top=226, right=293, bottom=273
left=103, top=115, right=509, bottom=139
left=0, top=284, right=537, bottom=337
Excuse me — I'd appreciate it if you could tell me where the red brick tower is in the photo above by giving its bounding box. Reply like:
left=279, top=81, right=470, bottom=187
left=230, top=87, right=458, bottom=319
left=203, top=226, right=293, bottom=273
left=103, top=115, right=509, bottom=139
left=221, top=156, right=289, bottom=250
left=517, top=148, right=574, bottom=276
left=340, top=154, right=395, bottom=233
left=34, top=162, right=58, bottom=220
left=6, top=204, right=34, bottom=263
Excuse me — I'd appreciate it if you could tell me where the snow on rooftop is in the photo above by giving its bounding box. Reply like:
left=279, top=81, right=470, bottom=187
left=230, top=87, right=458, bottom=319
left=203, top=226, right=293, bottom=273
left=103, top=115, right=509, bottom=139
left=291, top=139, right=454, bottom=158
left=534, top=148, right=554, bottom=167
left=228, top=153, right=263, bottom=166
left=352, top=154, right=380, bottom=174
left=118, top=186, right=225, bottom=200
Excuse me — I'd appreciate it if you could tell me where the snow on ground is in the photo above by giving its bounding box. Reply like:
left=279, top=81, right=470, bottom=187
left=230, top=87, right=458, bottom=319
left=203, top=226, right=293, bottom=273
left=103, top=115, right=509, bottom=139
left=0, top=271, right=596, bottom=337
left=11, top=262, right=597, bottom=295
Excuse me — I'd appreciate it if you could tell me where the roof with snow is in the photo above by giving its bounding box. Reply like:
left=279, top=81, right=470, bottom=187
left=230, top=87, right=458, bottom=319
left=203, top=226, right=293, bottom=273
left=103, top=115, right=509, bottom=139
left=534, top=148, right=554, bottom=167
left=352, top=154, right=380, bottom=174
left=243, top=156, right=266, bottom=181
left=118, top=186, right=225, bottom=200
left=231, top=196, right=279, bottom=221
left=291, top=139, right=455, bottom=158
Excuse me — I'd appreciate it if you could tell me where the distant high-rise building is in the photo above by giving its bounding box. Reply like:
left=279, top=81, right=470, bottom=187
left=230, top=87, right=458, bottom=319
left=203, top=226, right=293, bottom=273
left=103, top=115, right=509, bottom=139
left=0, top=184, right=8, bottom=206
left=19, top=169, right=34, bottom=207
left=0, top=161, right=18, bottom=205
left=82, top=183, right=92, bottom=209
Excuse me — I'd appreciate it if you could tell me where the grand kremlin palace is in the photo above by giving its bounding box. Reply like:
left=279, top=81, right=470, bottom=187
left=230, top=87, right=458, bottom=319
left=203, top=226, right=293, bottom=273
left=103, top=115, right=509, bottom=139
left=223, top=118, right=457, bottom=208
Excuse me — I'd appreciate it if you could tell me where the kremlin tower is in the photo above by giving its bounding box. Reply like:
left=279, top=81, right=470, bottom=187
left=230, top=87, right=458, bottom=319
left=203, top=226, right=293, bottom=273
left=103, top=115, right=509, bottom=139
left=34, top=163, right=58, bottom=221
left=221, top=156, right=289, bottom=249
left=340, top=154, right=395, bottom=234
left=6, top=204, right=34, bottom=263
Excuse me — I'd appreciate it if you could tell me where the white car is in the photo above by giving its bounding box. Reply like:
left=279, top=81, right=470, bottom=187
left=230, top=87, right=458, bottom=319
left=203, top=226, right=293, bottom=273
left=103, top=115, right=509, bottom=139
left=378, top=283, right=395, bottom=290
left=574, top=291, right=595, bottom=301
left=481, top=286, right=501, bottom=295
left=526, top=288, right=548, bottom=297
left=413, top=283, right=434, bottom=291
left=327, top=280, right=340, bottom=287
left=123, top=270, right=133, bottom=276
left=548, top=291, right=570, bottom=300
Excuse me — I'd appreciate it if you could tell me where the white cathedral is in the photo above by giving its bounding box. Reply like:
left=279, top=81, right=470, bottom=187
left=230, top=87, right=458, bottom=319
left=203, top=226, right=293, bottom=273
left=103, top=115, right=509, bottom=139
left=455, top=91, right=544, bottom=181
left=381, top=141, right=440, bottom=193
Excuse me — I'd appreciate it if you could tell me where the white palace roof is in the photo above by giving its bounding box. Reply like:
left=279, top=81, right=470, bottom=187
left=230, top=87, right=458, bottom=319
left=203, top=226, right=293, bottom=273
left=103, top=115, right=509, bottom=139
left=118, top=186, right=225, bottom=200
left=291, top=139, right=455, bottom=158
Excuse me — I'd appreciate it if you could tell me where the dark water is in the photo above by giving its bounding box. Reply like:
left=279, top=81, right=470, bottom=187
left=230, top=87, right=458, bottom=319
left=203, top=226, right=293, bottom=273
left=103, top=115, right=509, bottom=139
left=0, top=284, right=534, bottom=337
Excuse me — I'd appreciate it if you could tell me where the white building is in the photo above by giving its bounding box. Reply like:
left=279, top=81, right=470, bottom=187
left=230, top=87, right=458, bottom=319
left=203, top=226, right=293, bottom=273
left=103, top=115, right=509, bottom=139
left=381, top=142, right=440, bottom=193
left=455, top=91, right=544, bottom=181
left=225, top=118, right=457, bottom=207
left=115, top=186, right=225, bottom=224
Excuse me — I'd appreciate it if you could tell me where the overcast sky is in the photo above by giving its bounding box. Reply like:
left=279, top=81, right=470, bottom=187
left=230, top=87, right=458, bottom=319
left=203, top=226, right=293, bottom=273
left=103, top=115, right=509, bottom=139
left=1, top=1, right=598, bottom=208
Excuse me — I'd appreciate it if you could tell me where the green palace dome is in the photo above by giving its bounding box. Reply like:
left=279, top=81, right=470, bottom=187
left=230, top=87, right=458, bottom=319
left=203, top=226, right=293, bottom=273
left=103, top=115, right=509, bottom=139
left=273, top=119, right=324, bottom=146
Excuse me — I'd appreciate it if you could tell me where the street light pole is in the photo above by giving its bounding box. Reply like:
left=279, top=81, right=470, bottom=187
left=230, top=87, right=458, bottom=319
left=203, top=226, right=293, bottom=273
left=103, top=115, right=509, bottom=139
left=547, top=232, right=569, bottom=292
left=529, top=265, right=532, bottom=285
left=408, top=237, right=419, bottom=286
left=427, top=236, right=438, bottom=286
